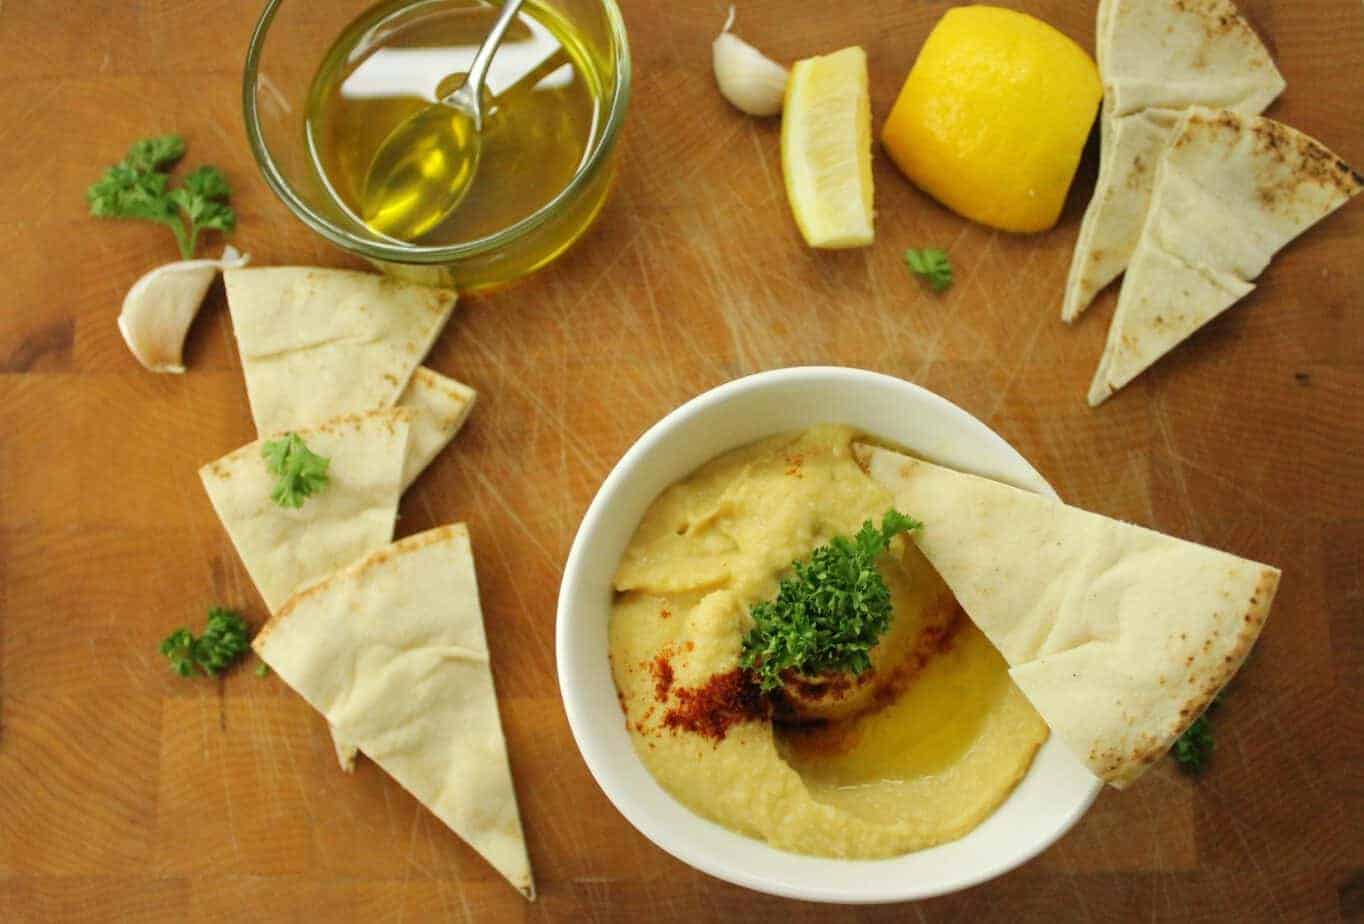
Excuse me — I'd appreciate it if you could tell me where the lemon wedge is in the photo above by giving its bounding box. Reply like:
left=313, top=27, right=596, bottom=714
left=781, top=46, right=874, bottom=249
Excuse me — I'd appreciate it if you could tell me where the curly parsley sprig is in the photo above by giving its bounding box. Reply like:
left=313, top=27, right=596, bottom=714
left=160, top=607, right=252, bottom=678
left=740, top=510, right=921, bottom=691
left=86, top=134, right=235, bottom=259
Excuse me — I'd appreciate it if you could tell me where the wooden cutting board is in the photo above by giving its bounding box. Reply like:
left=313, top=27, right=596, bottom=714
left=1, top=1, right=1360, bottom=920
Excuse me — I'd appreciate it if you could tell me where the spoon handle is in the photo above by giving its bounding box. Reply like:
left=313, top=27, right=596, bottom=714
left=449, top=0, right=527, bottom=128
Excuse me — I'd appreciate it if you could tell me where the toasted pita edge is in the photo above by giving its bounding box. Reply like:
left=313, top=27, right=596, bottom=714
left=200, top=407, right=415, bottom=481
left=254, top=522, right=467, bottom=650
left=1227, top=112, right=1364, bottom=202
left=1102, top=566, right=1279, bottom=788
left=396, top=367, right=479, bottom=492
left=1102, top=0, right=1285, bottom=119
left=223, top=267, right=457, bottom=438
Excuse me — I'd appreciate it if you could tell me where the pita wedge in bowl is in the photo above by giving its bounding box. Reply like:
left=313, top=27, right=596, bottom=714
left=1062, top=0, right=1285, bottom=322
left=223, top=267, right=456, bottom=437
left=254, top=524, right=535, bottom=899
left=856, top=443, right=1278, bottom=788
left=1088, top=109, right=1363, bottom=405
left=200, top=408, right=411, bottom=614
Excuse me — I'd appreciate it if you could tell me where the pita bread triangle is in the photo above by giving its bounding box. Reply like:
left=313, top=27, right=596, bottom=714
left=855, top=443, right=1279, bottom=788
left=223, top=267, right=455, bottom=438
left=1089, top=109, right=1363, bottom=405
left=200, top=408, right=410, bottom=613
left=1062, top=0, right=1285, bottom=322
left=329, top=368, right=478, bottom=770
left=396, top=367, right=478, bottom=492
left=253, top=524, right=535, bottom=899
left=1099, top=0, right=1285, bottom=118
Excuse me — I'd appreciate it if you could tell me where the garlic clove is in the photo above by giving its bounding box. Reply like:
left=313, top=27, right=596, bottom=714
left=117, top=245, right=250, bottom=373
left=713, top=6, right=789, bottom=117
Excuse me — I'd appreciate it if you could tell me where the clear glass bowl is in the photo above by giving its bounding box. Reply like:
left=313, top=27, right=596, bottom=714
left=243, top=0, right=630, bottom=292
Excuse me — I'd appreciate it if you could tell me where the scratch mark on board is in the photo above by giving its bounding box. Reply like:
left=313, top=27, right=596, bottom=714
left=1153, top=391, right=1203, bottom=542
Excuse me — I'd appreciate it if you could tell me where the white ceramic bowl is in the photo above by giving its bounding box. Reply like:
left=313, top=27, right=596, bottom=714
left=556, top=367, right=1101, bottom=904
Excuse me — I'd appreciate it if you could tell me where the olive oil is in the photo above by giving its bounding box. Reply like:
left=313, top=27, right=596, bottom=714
left=306, top=0, right=604, bottom=246
left=362, top=102, right=480, bottom=240
left=777, top=624, right=1048, bottom=828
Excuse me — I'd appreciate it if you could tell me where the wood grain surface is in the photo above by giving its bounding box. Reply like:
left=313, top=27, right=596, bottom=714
left=2, top=0, right=1361, bottom=920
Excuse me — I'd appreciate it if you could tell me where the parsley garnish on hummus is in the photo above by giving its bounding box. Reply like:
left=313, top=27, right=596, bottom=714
left=740, top=510, right=921, bottom=691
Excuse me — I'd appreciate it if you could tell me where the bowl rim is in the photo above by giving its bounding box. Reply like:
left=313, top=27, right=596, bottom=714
left=241, top=0, right=632, bottom=265
left=556, top=366, right=1102, bottom=903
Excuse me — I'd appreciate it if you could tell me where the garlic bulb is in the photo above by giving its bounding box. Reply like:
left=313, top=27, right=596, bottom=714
left=712, top=7, right=789, bottom=117
left=117, top=245, right=250, bottom=373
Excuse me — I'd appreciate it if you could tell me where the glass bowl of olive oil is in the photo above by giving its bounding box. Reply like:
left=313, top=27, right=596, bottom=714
left=244, top=0, right=629, bottom=291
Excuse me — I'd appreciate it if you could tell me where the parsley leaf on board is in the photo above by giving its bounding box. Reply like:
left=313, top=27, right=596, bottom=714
left=904, top=247, right=954, bottom=293
left=740, top=510, right=922, bottom=692
left=262, top=433, right=331, bottom=509
left=86, top=135, right=236, bottom=259
left=159, top=628, right=198, bottom=677
left=193, top=607, right=252, bottom=675
left=159, top=607, right=252, bottom=678
left=125, top=134, right=186, bottom=173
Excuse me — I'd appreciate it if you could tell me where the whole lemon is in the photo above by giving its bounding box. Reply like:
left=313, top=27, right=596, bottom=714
left=882, top=6, right=1101, bottom=233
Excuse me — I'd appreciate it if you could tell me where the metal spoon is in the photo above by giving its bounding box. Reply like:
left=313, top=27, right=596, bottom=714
left=360, top=0, right=526, bottom=241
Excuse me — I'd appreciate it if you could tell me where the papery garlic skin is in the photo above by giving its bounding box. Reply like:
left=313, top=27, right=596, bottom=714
left=118, top=245, right=250, bottom=373
left=713, top=7, right=789, bottom=117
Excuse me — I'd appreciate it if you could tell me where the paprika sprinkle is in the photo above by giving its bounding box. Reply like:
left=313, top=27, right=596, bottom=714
left=661, top=668, right=768, bottom=742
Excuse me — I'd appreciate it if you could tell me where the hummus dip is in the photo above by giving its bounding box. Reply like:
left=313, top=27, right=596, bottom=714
left=609, top=426, right=1048, bottom=859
